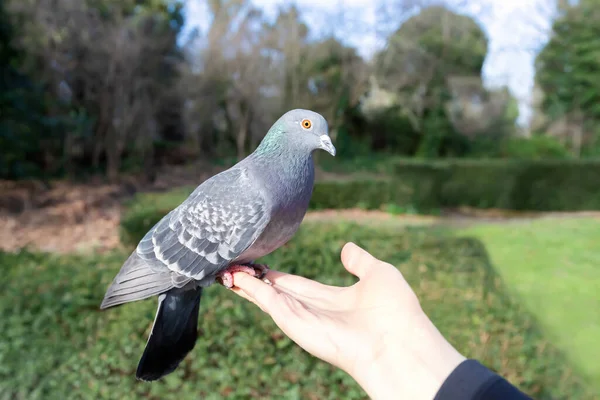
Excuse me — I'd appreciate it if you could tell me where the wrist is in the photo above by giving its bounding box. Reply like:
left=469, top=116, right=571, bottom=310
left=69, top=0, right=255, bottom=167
left=352, top=311, right=466, bottom=400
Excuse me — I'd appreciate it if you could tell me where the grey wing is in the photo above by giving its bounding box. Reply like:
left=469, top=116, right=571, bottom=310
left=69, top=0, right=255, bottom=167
left=137, top=167, right=271, bottom=281
left=100, top=167, right=271, bottom=309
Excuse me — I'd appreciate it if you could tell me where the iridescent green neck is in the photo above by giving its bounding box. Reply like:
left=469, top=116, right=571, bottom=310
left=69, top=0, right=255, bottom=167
left=254, top=123, right=285, bottom=157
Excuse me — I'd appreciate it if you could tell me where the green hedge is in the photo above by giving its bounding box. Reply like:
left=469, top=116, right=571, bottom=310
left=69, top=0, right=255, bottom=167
left=309, top=178, right=412, bottom=210
left=395, top=159, right=600, bottom=211
left=321, top=159, right=600, bottom=212
left=120, top=159, right=600, bottom=247
left=1, top=224, right=594, bottom=398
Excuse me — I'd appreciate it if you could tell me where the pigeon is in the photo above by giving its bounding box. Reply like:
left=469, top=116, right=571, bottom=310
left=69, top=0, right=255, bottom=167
left=100, top=109, right=336, bottom=381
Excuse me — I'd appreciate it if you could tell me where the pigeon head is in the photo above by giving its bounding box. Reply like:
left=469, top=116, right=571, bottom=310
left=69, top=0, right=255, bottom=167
left=256, top=109, right=336, bottom=157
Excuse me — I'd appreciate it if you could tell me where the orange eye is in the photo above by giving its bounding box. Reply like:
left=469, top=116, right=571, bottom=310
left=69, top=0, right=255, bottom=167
left=301, top=119, right=312, bottom=129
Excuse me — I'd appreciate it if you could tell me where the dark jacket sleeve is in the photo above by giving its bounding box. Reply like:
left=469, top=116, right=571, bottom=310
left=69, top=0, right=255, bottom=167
left=434, top=359, right=533, bottom=400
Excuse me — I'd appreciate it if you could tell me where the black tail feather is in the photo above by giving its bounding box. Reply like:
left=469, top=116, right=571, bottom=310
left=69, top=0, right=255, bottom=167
left=136, top=287, right=203, bottom=381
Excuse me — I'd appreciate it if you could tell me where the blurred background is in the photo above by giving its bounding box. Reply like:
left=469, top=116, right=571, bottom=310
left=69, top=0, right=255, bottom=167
left=1, top=0, right=599, bottom=399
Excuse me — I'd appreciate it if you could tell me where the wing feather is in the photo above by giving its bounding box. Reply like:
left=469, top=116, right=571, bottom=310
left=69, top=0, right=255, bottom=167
left=102, top=166, right=272, bottom=308
left=139, top=167, right=271, bottom=281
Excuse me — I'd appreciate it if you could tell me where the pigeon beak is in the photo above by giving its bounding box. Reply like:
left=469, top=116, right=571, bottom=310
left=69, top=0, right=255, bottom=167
left=319, top=135, right=336, bottom=156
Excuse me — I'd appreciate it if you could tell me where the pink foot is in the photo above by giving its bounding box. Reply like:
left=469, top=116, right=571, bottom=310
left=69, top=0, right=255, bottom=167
left=217, top=263, right=270, bottom=289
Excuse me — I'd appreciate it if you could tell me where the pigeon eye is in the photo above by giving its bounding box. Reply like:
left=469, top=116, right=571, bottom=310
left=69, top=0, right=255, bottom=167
left=301, top=119, right=312, bottom=130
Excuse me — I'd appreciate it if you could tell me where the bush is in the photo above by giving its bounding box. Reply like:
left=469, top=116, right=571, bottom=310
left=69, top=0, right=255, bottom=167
left=317, top=153, right=403, bottom=174
left=119, top=158, right=600, bottom=247
left=501, top=136, right=572, bottom=159
left=309, top=178, right=412, bottom=210
left=0, top=224, right=594, bottom=399
left=468, top=135, right=571, bottom=159
left=395, top=158, right=600, bottom=211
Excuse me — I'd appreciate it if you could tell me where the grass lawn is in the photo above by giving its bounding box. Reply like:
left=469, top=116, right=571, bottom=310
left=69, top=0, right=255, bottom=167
left=1, top=222, right=594, bottom=399
left=460, top=218, right=600, bottom=392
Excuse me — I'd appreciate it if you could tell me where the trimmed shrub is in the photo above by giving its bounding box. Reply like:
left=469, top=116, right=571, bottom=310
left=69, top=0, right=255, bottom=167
left=436, top=160, right=523, bottom=209
left=509, top=160, right=600, bottom=210
left=309, top=178, right=412, bottom=210
left=501, top=136, right=572, bottom=159
left=395, top=159, right=600, bottom=211
left=120, top=159, right=600, bottom=247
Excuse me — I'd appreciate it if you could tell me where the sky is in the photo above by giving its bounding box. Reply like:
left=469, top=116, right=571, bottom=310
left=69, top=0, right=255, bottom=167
left=182, top=0, right=557, bottom=126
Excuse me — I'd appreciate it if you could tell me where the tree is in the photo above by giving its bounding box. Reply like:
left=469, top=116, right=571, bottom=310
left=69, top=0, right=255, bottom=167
left=445, top=79, right=519, bottom=138
left=262, top=5, right=310, bottom=111
left=301, top=38, right=368, bottom=145
left=374, top=5, right=489, bottom=157
left=7, top=0, right=185, bottom=180
left=179, top=0, right=284, bottom=161
left=179, top=3, right=371, bottom=161
left=0, top=0, right=67, bottom=178
left=535, top=0, right=600, bottom=156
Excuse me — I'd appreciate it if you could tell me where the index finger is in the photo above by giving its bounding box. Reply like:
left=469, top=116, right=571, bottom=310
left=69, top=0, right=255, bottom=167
left=232, top=272, right=281, bottom=314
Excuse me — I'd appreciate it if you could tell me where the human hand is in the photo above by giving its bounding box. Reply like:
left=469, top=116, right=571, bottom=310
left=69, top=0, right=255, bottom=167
left=232, top=242, right=466, bottom=400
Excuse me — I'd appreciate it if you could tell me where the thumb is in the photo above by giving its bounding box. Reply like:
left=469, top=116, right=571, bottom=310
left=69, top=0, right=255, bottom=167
left=340, top=242, right=378, bottom=279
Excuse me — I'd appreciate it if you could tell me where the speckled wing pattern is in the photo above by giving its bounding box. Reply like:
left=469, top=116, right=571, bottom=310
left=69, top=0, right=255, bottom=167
left=136, top=167, right=271, bottom=282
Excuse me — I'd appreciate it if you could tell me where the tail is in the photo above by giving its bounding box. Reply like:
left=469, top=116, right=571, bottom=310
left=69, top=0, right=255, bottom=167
left=136, top=287, right=203, bottom=381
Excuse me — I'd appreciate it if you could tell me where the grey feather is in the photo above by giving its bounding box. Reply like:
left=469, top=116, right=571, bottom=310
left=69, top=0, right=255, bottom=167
left=100, top=252, right=189, bottom=309
left=146, top=167, right=272, bottom=281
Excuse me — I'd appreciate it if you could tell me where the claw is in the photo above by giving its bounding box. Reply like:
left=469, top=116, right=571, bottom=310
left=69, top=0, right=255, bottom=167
left=217, top=263, right=270, bottom=289
left=252, top=263, right=270, bottom=280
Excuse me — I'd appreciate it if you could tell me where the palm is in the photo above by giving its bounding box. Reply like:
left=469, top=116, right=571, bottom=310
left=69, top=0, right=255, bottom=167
left=233, top=245, right=422, bottom=375
left=232, top=243, right=466, bottom=400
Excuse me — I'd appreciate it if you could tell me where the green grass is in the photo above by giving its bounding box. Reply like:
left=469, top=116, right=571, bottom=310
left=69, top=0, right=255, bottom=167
left=460, top=218, right=600, bottom=392
left=0, top=223, right=594, bottom=399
